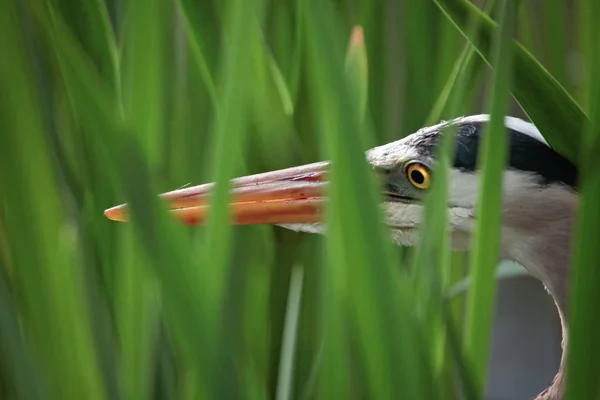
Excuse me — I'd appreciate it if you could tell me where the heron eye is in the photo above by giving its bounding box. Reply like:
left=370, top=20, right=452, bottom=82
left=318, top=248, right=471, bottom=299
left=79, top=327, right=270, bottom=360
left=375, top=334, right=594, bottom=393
left=406, top=162, right=431, bottom=189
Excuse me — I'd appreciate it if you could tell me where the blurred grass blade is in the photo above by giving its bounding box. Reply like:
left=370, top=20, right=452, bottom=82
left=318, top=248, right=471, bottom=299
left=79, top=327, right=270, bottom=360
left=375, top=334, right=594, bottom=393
left=201, top=0, right=264, bottom=320
left=464, top=0, right=515, bottom=395
left=400, top=0, right=438, bottom=133
left=0, top=270, right=46, bottom=400
left=115, top=224, right=160, bottom=400
left=0, top=2, right=106, bottom=398
left=416, top=0, right=493, bottom=382
left=200, top=0, right=266, bottom=397
left=566, top=0, right=600, bottom=397
left=426, top=43, right=476, bottom=125
left=434, top=0, right=587, bottom=164
left=539, top=1, right=568, bottom=90
left=174, top=0, right=219, bottom=104
left=344, top=26, right=368, bottom=121
left=427, top=0, right=496, bottom=126
left=121, top=0, right=170, bottom=165
left=304, top=1, right=432, bottom=399
left=119, top=0, right=207, bottom=397
left=246, top=18, right=299, bottom=171
left=32, top=3, right=122, bottom=125
left=276, top=265, right=304, bottom=400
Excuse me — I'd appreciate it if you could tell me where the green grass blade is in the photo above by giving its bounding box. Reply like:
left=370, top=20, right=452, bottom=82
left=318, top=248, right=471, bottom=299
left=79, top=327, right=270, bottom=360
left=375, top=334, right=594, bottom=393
left=0, top=3, right=107, bottom=398
left=434, top=0, right=587, bottom=164
left=201, top=0, right=264, bottom=324
left=344, top=26, right=369, bottom=122
left=115, top=225, right=160, bottom=400
left=538, top=0, right=568, bottom=90
left=174, top=0, right=219, bottom=104
left=275, top=266, right=304, bottom=400
left=566, top=0, right=600, bottom=397
left=400, top=0, right=438, bottom=133
left=121, top=0, right=171, bottom=165
left=463, top=0, right=515, bottom=396
left=416, top=0, right=492, bottom=384
left=304, top=2, right=432, bottom=398
left=0, top=270, right=46, bottom=400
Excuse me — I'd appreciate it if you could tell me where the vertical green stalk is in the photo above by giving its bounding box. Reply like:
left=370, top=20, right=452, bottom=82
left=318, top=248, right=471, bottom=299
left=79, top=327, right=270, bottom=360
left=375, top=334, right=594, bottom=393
left=464, top=0, right=515, bottom=396
left=539, top=0, right=568, bottom=90
left=566, top=0, right=600, bottom=398
left=0, top=2, right=106, bottom=398
left=121, top=0, right=170, bottom=165
left=202, top=0, right=264, bottom=323
left=305, top=2, right=430, bottom=399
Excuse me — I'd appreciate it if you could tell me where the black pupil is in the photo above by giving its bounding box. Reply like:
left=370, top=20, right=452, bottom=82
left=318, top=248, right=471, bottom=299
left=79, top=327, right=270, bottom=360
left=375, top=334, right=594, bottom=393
left=411, top=170, right=425, bottom=185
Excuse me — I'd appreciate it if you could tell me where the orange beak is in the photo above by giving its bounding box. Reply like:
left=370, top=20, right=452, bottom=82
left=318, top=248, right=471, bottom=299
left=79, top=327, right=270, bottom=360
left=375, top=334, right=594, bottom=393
left=104, top=161, right=330, bottom=226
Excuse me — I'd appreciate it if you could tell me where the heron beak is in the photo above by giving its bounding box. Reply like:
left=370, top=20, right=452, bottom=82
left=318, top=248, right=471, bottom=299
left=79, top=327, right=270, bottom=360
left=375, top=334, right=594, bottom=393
left=104, top=161, right=329, bottom=226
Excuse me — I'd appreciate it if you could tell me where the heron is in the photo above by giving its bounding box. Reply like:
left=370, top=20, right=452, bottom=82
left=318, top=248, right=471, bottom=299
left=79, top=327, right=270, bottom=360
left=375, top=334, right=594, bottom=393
left=105, top=114, right=578, bottom=400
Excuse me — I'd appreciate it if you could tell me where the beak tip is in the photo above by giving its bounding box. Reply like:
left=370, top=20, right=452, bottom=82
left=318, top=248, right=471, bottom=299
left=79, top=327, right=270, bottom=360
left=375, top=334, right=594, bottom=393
left=104, top=204, right=128, bottom=222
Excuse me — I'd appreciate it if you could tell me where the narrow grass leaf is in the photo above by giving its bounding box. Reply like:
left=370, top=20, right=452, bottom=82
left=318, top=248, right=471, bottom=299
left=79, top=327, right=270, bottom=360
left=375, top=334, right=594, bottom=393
left=464, top=0, right=515, bottom=395
left=566, top=1, right=600, bottom=397
left=174, top=0, right=219, bottom=104
left=276, top=265, right=304, bottom=400
left=344, top=26, right=368, bottom=121
left=305, top=1, right=430, bottom=398
left=0, top=270, right=46, bottom=400
left=115, top=224, right=160, bottom=400
left=0, top=3, right=106, bottom=398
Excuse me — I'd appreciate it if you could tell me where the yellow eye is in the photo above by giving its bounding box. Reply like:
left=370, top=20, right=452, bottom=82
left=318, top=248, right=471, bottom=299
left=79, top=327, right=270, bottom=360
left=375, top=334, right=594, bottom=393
left=406, top=162, right=431, bottom=189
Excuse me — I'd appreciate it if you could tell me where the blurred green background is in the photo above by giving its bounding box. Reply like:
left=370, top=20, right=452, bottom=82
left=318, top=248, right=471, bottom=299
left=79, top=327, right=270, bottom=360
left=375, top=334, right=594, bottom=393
left=1, top=0, right=599, bottom=399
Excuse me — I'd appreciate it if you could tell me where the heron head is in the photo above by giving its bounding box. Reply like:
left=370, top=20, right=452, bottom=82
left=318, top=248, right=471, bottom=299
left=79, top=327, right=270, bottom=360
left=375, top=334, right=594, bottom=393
left=105, top=114, right=578, bottom=256
left=361, top=114, right=578, bottom=251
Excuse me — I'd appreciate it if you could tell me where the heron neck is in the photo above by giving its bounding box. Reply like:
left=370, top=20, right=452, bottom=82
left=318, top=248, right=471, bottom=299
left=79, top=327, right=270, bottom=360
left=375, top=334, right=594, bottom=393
left=501, top=185, right=578, bottom=400
left=505, top=246, right=570, bottom=400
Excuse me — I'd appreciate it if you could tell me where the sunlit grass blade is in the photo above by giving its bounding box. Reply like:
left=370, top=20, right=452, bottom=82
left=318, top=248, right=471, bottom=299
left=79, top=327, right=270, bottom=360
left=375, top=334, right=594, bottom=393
left=566, top=0, right=600, bottom=397
left=434, top=0, right=587, bottom=163
left=464, top=0, right=515, bottom=396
